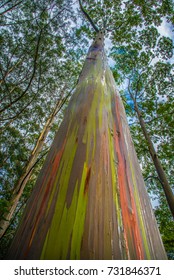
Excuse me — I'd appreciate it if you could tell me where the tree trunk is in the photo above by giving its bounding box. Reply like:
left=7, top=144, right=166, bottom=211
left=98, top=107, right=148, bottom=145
left=133, top=102, right=174, bottom=218
left=0, top=94, right=66, bottom=239
left=8, top=32, right=167, bottom=260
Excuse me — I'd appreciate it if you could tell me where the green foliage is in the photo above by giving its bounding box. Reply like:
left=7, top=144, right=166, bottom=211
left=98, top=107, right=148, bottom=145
left=139, top=26, right=160, bottom=49
left=157, top=37, right=173, bottom=59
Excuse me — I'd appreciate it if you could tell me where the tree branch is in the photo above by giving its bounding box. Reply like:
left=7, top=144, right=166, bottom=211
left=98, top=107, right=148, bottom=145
left=0, top=1, right=23, bottom=16
left=0, top=29, right=42, bottom=114
left=144, top=175, right=163, bottom=185
left=145, top=109, right=174, bottom=124
left=79, top=0, right=99, bottom=32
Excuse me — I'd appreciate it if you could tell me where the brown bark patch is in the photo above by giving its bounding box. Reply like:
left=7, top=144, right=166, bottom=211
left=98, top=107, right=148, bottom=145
left=84, top=167, right=91, bottom=195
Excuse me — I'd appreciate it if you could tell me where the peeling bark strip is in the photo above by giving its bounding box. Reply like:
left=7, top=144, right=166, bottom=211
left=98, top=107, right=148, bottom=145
left=8, top=32, right=167, bottom=260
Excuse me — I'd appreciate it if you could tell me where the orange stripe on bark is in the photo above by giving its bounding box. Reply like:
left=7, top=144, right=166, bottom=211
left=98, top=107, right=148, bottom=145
left=113, top=96, right=144, bottom=259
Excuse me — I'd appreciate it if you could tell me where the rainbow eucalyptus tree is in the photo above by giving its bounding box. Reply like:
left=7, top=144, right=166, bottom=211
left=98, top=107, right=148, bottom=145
left=8, top=2, right=167, bottom=260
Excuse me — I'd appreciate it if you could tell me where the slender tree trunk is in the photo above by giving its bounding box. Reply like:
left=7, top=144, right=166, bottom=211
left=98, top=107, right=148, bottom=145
left=0, top=93, right=67, bottom=239
left=133, top=102, right=174, bottom=218
left=8, top=32, right=167, bottom=260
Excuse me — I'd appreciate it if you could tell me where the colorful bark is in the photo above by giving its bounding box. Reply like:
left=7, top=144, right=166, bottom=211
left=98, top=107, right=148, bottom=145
left=8, top=32, right=167, bottom=260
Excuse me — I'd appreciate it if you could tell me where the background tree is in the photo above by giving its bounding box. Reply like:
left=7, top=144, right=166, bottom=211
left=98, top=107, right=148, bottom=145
left=0, top=84, right=74, bottom=239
